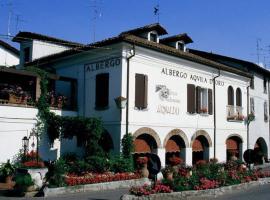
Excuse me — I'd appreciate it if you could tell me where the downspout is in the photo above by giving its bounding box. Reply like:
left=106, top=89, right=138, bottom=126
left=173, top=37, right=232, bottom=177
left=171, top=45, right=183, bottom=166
left=213, top=69, right=220, bottom=159
left=247, top=85, right=250, bottom=150
left=126, top=44, right=135, bottom=135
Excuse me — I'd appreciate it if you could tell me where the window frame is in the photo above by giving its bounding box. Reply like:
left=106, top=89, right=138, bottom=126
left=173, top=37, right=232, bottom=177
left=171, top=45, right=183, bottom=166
left=95, top=73, right=109, bottom=110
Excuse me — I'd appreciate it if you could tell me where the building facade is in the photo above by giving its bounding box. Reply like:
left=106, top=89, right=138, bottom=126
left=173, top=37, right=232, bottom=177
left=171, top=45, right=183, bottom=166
left=0, top=24, right=269, bottom=166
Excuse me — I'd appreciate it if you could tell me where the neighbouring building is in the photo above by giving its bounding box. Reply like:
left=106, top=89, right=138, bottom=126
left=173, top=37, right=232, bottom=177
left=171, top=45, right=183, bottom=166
left=0, top=40, right=19, bottom=67
left=0, top=23, right=269, bottom=167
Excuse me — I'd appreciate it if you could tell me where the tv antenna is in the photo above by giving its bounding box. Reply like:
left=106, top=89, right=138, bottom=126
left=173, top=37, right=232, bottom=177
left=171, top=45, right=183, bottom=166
left=15, top=14, right=27, bottom=33
left=154, top=0, right=160, bottom=23
left=89, top=0, right=102, bottom=42
left=1, top=0, right=14, bottom=39
left=256, top=38, right=262, bottom=64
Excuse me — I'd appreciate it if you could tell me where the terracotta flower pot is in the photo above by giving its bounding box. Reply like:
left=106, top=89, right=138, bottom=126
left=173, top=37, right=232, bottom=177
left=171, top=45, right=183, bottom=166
left=5, top=175, right=12, bottom=184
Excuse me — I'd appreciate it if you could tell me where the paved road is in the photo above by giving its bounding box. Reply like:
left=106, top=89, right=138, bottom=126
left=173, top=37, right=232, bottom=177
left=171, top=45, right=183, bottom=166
left=0, top=188, right=129, bottom=200
left=0, top=183, right=269, bottom=200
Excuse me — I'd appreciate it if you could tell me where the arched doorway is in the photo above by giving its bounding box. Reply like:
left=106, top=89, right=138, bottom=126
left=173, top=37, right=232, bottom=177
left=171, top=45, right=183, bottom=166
left=98, top=130, right=114, bottom=154
left=226, top=136, right=242, bottom=161
left=165, top=135, right=186, bottom=165
left=254, top=137, right=268, bottom=164
left=191, top=134, right=210, bottom=164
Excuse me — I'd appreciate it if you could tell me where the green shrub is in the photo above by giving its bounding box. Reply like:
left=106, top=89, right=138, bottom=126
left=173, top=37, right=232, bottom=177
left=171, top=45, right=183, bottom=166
left=68, top=160, right=90, bottom=175
left=121, top=133, right=134, bottom=159
left=0, top=160, right=15, bottom=178
left=110, top=156, right=134, bottom=173
left=86, top=156, right=110, bottom=173
left=48, top=158, right=69, bottom=187
left=15, top=173, right=34, bottom=187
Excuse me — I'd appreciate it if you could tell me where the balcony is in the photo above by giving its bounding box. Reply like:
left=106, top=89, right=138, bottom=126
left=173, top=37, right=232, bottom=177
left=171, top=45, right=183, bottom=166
left=227, top=105, right=245, bottom=121
left=0, top=67, right=77, bottom=110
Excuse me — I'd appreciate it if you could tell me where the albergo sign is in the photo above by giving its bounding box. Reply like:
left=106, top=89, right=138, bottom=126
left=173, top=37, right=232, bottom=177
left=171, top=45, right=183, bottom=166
left=85, top=57, right=121, bottom=72
left=161, top=67, right=224, bottom=86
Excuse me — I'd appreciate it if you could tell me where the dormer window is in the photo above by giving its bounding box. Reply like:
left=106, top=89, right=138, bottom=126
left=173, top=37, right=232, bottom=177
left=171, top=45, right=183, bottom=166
left=177, top=41, right=185, bottom=51
left=149, top=32, right=158, bottom=43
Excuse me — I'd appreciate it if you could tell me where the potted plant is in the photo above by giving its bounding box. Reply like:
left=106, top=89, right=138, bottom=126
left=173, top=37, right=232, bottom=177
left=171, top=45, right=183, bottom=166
left=1, top=159, right=15, bottom=184
left=161, top=166, right=174, bottom=181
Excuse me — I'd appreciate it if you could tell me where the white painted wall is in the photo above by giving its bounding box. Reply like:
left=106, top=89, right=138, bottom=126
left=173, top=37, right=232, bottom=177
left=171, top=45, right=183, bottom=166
left=0, top=105, right=77, bottom=163
left=0, top=46, right=19, bottom=67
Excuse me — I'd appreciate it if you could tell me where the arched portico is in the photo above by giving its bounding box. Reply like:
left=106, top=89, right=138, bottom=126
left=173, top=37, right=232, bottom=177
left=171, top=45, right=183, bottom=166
left=226, top=135, right=243, bottom=161
left=190, top=130, right=212, bottom=164
left=164, top=129, right=188, bottom=164
left=254, top=137, right=268, bottom=164
left=133, top=127, right=161, bottom=154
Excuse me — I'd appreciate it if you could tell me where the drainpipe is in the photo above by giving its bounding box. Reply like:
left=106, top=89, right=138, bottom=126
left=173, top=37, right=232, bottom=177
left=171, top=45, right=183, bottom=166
left=126, top=45, right=135, bottom=135
left=247, top=85, right=250, bottom=150
left=213, top=69, right=220, bottom=159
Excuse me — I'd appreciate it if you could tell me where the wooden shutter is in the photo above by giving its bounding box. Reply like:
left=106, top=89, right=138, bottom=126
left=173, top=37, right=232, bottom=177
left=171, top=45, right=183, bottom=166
left=228, top=86, right=234, bottom=105
left=95, top=73, right=109, bottom=108
left=187, top=84, right=196, bottom=113
left=196, top=86, right=201, bottom=113
left=144, top=75, right=148, bottom=108
left=236, top=88, right=242, bottom=107
left=135, top=74, right=147, bottom=109
left=208, top=89, right=213, bottom=115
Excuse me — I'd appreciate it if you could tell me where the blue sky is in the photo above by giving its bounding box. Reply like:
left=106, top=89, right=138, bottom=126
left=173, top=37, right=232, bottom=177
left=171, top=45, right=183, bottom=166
left=1, top=0, right=270, bottom=66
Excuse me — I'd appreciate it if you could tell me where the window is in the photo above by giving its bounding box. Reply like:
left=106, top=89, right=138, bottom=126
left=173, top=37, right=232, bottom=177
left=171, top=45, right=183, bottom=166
left=236, top=88, right=242, bottom=107
left=187, top=84, right=212, bottom=115
left=263, top=78, right=267, bottom=94
left=228, top=86, right=234, bottom=105
left=264, top=101, right=268, bottom=122
left=250, top=97, right=255, bottom=114
left=177, top=42, right=185, bottom=51
left=24, top=47, right=30, bottom=63
left=95, top=73, right=109, bottom=109
left=149, top=32, right=158, bottom=42
left=250, top=78, right=254, bottom=89
left=135, top=73, right=148, bottom=109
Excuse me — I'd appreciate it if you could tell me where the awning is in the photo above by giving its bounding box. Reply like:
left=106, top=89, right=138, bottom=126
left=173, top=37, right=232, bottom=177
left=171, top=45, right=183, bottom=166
left=165, top=139, right=180, bottom=152
left=226, top=139, right=238, bottom=150
left=192, top=139, right=203, bottom=152
left=134, top=138, right=151, bottom=153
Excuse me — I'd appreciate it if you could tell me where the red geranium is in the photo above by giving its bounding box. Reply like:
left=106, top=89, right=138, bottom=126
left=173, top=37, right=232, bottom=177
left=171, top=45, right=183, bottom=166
left=23, top=161, right=45, bottom=168
left=169, top=156, right=183, bottom=166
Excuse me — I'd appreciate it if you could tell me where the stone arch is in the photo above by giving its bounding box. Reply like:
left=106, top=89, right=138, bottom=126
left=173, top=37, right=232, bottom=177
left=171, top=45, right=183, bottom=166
left=225, top=134, right=243, bottom=143
left=133, top=127, right=161, bottom=148
left=190, top=130, right=212, bottom=148
left=163, top=129, right=189, bottom=148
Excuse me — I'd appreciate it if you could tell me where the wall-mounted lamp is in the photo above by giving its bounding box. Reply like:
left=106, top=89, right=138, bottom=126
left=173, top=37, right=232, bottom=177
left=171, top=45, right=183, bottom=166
left=114, top=96, right=127, bottom=109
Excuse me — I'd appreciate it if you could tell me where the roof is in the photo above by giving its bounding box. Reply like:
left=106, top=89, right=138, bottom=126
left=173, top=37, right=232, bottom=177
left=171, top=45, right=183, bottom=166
left=25, top=33, right=252, bottom=78
left=189, top=49, right=270, bottom=77
left=12, top=31, right=83, bottom=48
left=120, top=23, right=168, bottom=36
left=160, top=33, right=193, bottom=44
left=0, top=40, right=19, bottom=56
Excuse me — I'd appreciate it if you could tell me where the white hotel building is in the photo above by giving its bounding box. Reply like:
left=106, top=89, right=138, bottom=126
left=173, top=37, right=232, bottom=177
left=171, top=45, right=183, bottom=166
left=0, top=24, right=269, bottom=167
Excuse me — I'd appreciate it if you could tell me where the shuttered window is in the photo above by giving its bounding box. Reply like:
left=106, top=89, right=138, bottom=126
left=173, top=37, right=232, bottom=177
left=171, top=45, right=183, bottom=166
left=187, top=84, right=196, bottom=113
left=236, top=88, right=242, bottom=107
left=196, top=86, right=201, bottom=113
left=95, top=73, right=109, bottom=109
left=135, top=73, right=148, bottom=109
left=228, top=86, right=234, bottom=105
left=264, top=101, right=268, bottom=122
left=208, top=89, right=213, bottom=115
left=250, top=78, right=254, bottom=89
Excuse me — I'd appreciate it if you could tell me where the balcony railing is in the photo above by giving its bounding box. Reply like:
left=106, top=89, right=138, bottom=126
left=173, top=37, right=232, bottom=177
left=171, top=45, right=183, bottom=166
left=227, top=105, right=244, bottom=121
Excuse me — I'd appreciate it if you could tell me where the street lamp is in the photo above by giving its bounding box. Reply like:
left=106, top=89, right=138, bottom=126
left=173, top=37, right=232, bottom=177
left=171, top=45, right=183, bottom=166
left=114, top=96, right=127, bottom=109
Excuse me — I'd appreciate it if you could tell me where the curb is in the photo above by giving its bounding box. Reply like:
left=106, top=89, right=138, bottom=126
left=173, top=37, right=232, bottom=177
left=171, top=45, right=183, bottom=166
left=121, top=177, right=270, bottom=200
left=44, top=178, right=151, bottom=197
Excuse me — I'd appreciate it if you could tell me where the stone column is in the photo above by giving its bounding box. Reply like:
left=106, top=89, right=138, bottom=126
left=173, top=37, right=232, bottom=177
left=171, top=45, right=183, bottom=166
left=157, top=148, right=166, bottom=167
left=185, top=147, right=193, bottom=166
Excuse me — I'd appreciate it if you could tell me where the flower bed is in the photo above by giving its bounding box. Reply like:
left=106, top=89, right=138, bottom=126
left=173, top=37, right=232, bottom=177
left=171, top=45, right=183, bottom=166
left=65, top=172, right=141, bottom=186
left=129, top=161, right=270, bottom=196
